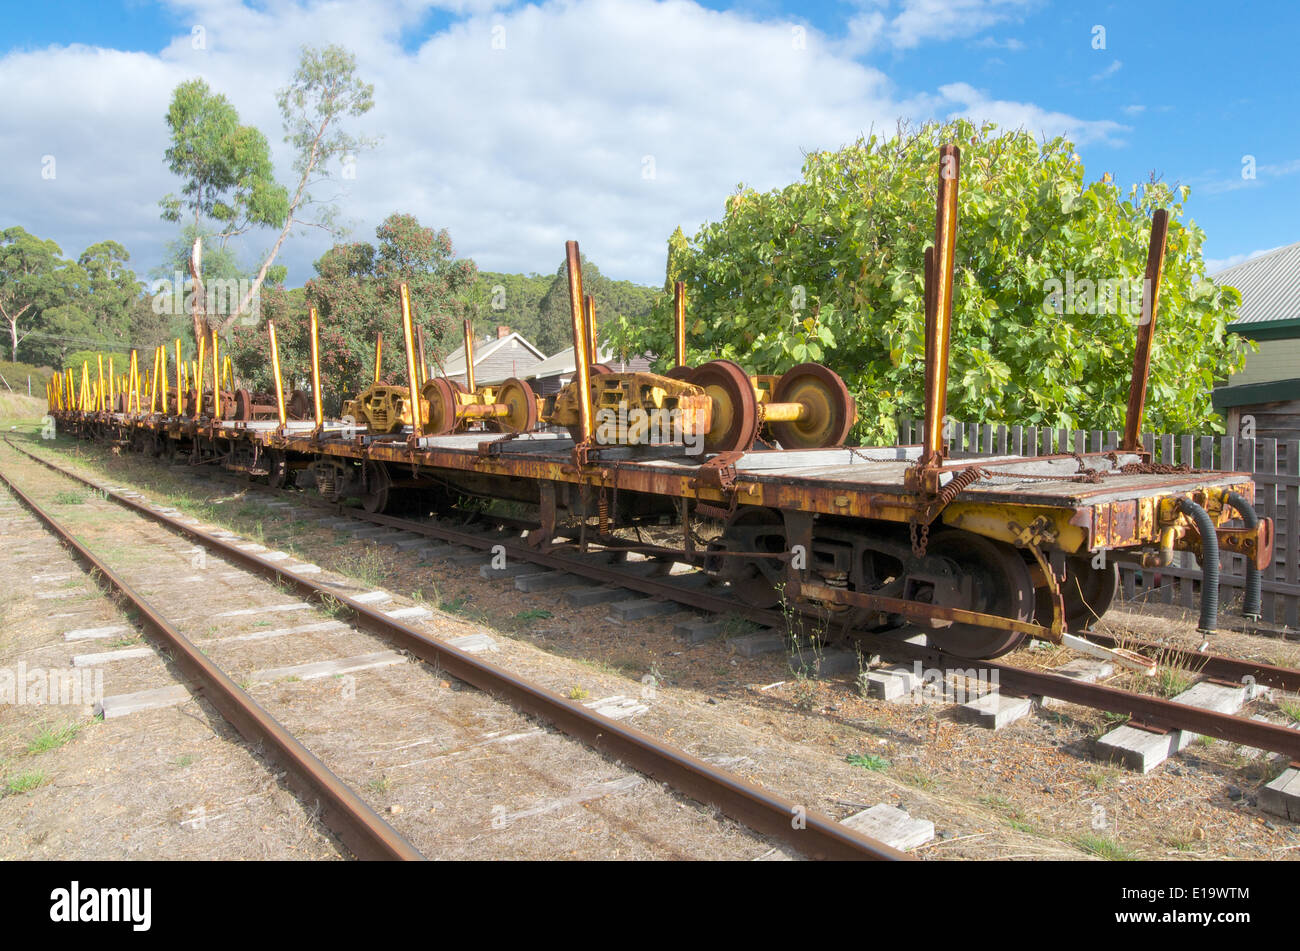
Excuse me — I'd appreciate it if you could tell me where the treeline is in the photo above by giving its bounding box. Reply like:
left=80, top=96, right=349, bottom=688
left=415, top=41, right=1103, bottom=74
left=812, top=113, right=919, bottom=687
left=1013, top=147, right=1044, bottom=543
left=0, top=226, right=179, bottom=375
left=5, top=212, right=661, bottom=413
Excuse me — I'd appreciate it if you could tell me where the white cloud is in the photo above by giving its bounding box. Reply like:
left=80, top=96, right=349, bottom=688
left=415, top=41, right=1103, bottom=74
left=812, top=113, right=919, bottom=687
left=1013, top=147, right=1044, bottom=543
left=1197, top=157, right=1300, bottom=195
left=937, top=82, right=1128, bottom=146
left=0, top=0, right=1117, bottom=290
left=1090, top=58, right=1122, bottom=81
left=885, top=0, right=1034, bottom=50
left=1205, top=246, right=1284, bottom=274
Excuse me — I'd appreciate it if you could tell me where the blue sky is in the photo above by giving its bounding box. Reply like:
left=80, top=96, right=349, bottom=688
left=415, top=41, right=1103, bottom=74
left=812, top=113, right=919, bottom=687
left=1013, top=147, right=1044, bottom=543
left=2, top=0, right=1296, bottom=286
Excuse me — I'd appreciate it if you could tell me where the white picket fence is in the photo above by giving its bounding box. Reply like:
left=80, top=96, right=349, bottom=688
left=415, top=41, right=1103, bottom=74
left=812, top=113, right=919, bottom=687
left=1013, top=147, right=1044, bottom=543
left=897, top=419, right=1299, bottom=629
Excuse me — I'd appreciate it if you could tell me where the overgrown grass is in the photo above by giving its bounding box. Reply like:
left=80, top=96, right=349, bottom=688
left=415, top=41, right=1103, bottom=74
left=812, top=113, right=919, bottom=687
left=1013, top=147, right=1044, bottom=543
left=4, top=770, right=49, bottom=796
left=845, top=753, right=890, bottom=771
left=1076, top=833, right=1137, bottom=860
left=51, top=490, right=86, bottom=505
left=25, top=722, right=86, bottom=754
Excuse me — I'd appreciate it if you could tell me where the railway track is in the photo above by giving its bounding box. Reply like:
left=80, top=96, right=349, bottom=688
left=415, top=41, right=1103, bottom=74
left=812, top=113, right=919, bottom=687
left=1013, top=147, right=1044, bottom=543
left=15, top=434, right=1300, bottom=773
left=0, top=438, right=907, bottom=861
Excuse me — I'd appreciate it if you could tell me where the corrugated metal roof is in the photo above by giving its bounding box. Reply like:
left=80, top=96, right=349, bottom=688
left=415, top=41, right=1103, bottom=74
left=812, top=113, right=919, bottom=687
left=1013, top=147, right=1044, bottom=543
left=439, top=332, right=545, bottom=375
left=1212, top=240, right=1300, bottom=325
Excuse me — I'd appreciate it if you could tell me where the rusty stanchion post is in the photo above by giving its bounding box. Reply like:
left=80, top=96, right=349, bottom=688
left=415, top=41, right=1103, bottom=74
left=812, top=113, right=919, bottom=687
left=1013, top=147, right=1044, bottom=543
left=1121, top=209, right=1170, bottom=453
left=463, top=320, right=476, bottom=394
left=585, top=295, right=597, bottom=366
left=309, top=307, right=324, bottom=436
left=565, top=241, right=592, bottom=445
left=398, top=286, right=422, bottom=439
left=268, top=321, right=287, bottom=427
left=674, top=280, right=687, bottom=368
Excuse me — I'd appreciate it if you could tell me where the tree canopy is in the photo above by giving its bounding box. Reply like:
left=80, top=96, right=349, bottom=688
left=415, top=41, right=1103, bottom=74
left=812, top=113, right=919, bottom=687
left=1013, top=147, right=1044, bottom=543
left=608, top=120, right=1248, bottom=442
left=228, top=213, right=476, bottom=409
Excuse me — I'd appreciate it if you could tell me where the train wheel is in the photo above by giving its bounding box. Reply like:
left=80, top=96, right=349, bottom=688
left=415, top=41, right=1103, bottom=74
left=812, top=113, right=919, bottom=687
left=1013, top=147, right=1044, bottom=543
left=233, top=388, right=254, bottom=421
left=286, top=389, right=310, bottom=421
left=690, top=359, right=759, bottom=455
left=705, top=507, right=787, bottom=608
left=421, top=378, right=459, bottom=435
left=359, top=461, right=390, bottom=514
left=266, top=450, right=289, bottom=489
left=924, top=531, right=1034, bottom=658
left=488, top=378, right=539, bottom=434
left=665, top=365, right=694, bottom=381
left=590, top=364, right=613, bottom=376
left=768, top=363, right=855, bottom=450
left=1036, top=555, right=1119, bottom=633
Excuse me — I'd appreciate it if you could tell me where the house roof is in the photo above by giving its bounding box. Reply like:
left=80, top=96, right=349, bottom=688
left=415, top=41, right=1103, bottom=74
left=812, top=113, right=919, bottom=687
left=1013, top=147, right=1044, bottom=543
left=1213, top=241, right=1300, bottom=336
left=526, top=346, right=653, bottom=379
left=1211, top=376, right=1300, bottom=411
left=437, top=332, right=545, bottom=376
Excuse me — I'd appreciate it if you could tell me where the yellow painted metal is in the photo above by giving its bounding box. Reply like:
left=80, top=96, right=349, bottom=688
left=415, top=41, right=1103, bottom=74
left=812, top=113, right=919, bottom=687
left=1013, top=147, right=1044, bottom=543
left=129, top=350, right=140, bottom=413
left=673, top=280, right=686, bottom=368
left=585, top=295, right=597, bottom=366
left=309, top=306, right=324, bottom=434
left=415, top=327, right=428, bottom=388
left=159, top=348, right=168, bottom=416
left=149, top=347, right=160, bottom=414
left=565, top=240, right=591, bottom=444
left=268, top=320, right=287, bottom=426
left=922, top=144, right=960, bottom=467
left=195, top=331, right=207, bottom=420
left=210, top=329, right=220, bottom=420
left=463, top=319, right=476, bottom=395
left=398, top=284, right=422, bottom=438
left=939, top=500, right=1089, bottom=554
left=373, top=332, right=383, bottom=385
left=760, top=401, right=806, bottom=422
left=96, top=354, right=105, bottom=412
left=174, top=338, right=183, bottom=416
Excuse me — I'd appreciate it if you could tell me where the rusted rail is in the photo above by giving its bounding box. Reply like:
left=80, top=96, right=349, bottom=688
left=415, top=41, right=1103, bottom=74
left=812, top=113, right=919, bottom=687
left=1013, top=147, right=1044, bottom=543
left=0, top=462, right=424, bottom=862
left=4, top=438, right=906, bottom=861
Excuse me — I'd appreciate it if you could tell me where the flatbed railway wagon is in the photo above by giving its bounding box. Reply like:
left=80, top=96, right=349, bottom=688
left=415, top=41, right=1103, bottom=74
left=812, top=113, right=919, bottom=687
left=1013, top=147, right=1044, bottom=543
left=47, top=146, right=1273, bottom=671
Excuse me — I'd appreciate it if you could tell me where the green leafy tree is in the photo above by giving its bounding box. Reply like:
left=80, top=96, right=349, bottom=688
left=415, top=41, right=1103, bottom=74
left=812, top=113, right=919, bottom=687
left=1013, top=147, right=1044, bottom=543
left=0, top=227, right=87, bottom=363
left=229, top=213, right=475, bottom=410
left=534, top=256, right=657, bottom=355
left=612, top=120, right=1248, bottom=442
left=228, top=44, right=377, bottom=325
left=159, top=78, right=288, bottom=346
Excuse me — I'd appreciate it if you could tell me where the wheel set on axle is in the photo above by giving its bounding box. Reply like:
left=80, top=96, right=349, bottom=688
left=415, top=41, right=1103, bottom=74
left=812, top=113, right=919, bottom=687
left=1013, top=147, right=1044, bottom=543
left=421, top=376, right=539, bottom=436
left=702, top=506, right=1111, bottom=659
left=666, top=360, right=856, bottom=453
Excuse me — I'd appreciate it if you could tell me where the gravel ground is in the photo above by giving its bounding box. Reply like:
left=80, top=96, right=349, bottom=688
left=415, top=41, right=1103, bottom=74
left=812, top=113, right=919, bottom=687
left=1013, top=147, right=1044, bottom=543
left=6, top=428, right=1298, bottom=860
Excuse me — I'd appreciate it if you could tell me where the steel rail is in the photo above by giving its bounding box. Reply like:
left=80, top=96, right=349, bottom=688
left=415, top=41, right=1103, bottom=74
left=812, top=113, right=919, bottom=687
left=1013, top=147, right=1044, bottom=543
left=31, top=433, right=1300, bottom=764
left=225, top=478, right=1300, bottom=703
left=0, top=462, right=424, bottom=862
left=4, top=438, right=905, bottom=861
left=296, top=481, right=1300, bottom=758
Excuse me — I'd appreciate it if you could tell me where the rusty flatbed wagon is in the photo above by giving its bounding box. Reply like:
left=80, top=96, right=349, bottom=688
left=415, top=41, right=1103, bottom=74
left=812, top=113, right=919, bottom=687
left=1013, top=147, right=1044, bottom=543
left=47, top=145, right=1273, bottom=671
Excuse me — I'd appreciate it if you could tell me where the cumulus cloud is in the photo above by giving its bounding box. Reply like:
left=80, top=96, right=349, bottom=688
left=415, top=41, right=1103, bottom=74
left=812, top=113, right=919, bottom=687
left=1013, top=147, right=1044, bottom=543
left=0, top=0, right=1114, bottom=287
left=937, top=82, right=1128, bottom=146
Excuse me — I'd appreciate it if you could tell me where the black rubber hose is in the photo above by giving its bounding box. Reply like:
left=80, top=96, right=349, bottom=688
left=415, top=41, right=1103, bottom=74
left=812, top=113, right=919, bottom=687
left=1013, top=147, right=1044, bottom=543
left=1177, top=497, right=1219, bottom=633
left=1225, top=491, right=1263, bottom=620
